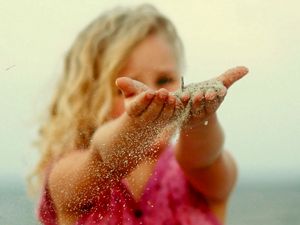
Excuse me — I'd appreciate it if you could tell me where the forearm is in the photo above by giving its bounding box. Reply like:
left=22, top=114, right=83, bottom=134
left=175, top=113, right=225, bottom=169
left=49, top=148, right=107, bottom=213
left=49, top=113, right=159, bottom=213
left=91, top=113, right=160, bottom=176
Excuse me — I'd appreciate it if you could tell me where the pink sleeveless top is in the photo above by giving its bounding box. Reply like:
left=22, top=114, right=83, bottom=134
left=38, top=147, right=221, bottom=225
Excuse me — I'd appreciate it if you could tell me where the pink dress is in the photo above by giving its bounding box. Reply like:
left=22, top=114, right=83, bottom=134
left=38, top=147, right=221, bottom=225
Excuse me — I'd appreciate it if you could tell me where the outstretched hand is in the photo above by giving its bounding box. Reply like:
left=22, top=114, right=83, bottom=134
left=217, top=66, right=249, bottom=89
left=180, top=66, right=249, bottom=122
left=115, top=77, right=182, bottom=126
left=115, top=66, right=248, bottom=127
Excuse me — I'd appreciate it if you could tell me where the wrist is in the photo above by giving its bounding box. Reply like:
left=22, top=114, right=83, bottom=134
left=182, top=113, right=218, bottom=131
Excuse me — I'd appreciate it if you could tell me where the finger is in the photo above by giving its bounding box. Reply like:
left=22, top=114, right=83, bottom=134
left=159, top=94, right=176, bottom=122
left=205, top=88, right=220, bottom=114
left=175, top=96, right=184, bottom=111
left=127, top=90, right=155, bottom=117
left=216, top=85, right=227, bottom=104
left=217, top=85, right=227, bottom=98
left=205, top=99, right=220, bottom=114
left=205, top=88, right=217, bottom=101
left=141, top=88, right=168, bottom=122
left=217, top=66, right=249, bottom=88
left=191, top=90, right=205, bottom=118
left=115, top=77, right=149, bottom=98
left=180, top=91, right=190, bottom=107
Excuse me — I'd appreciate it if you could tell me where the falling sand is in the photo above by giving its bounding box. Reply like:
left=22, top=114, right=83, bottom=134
left=52, top=78, right=227, bottom=217
left=173, top=77, right=225, bottom=127
left=95, top=77, right=226, bottom=181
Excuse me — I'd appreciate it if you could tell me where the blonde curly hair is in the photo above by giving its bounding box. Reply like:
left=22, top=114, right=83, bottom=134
left=30, top=4, right=184, bottom=192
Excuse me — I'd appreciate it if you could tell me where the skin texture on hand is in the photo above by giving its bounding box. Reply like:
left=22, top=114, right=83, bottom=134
left=116, top=77, right=183, bottom=127
left=172, top=66, right=249, bottom=221
left=177, top=66, right=249, bottom=124
left=116, top=66, right=248, bottom=128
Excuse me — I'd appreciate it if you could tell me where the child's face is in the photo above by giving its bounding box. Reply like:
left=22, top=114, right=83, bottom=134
left=112, top=33, right=181, bottom=119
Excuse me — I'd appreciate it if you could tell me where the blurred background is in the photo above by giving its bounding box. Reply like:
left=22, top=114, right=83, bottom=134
left=1, top=0, right=299, bottom=224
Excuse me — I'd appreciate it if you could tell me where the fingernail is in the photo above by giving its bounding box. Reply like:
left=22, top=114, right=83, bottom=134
left=159, top=92, right=167, bottom=99
left=146, top=91, right=155, bottom=99
left=206, top=94, right=215, bottom=100
left=168, top=96, right=175, bottom=104
left=183, top=96, right=189, bottom=102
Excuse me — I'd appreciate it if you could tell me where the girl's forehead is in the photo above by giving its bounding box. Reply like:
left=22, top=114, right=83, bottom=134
left=121, top=48, right=178, bottom=70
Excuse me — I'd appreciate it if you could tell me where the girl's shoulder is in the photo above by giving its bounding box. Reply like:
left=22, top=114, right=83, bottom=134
left=37, top=180, right=58, bottom=225
left=37, top=146, right=221, bottom=225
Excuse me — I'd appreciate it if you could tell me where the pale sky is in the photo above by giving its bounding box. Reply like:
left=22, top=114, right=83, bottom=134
left=1, top=0, right=300, bottom=181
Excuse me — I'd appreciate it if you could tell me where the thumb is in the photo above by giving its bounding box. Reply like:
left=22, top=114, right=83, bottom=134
left=115, top=77, right=148, bottom=98
left=217, top=66, right=249, bottom=88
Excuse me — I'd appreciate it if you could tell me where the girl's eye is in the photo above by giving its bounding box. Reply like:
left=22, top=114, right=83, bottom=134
left=156, top=77, right=174, bottom=86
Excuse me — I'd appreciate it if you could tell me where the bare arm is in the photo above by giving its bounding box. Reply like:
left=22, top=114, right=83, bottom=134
left=175, top=114, right=237, bottom=196
left=48, top=77, right=180, bottom=217
left=175, top=66, right=248, bottom=221
left=48, top=114, right=141, bottom=214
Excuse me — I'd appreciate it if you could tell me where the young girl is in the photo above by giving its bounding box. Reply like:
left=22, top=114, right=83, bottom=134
left=34, top=4, right=248, bottom=225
